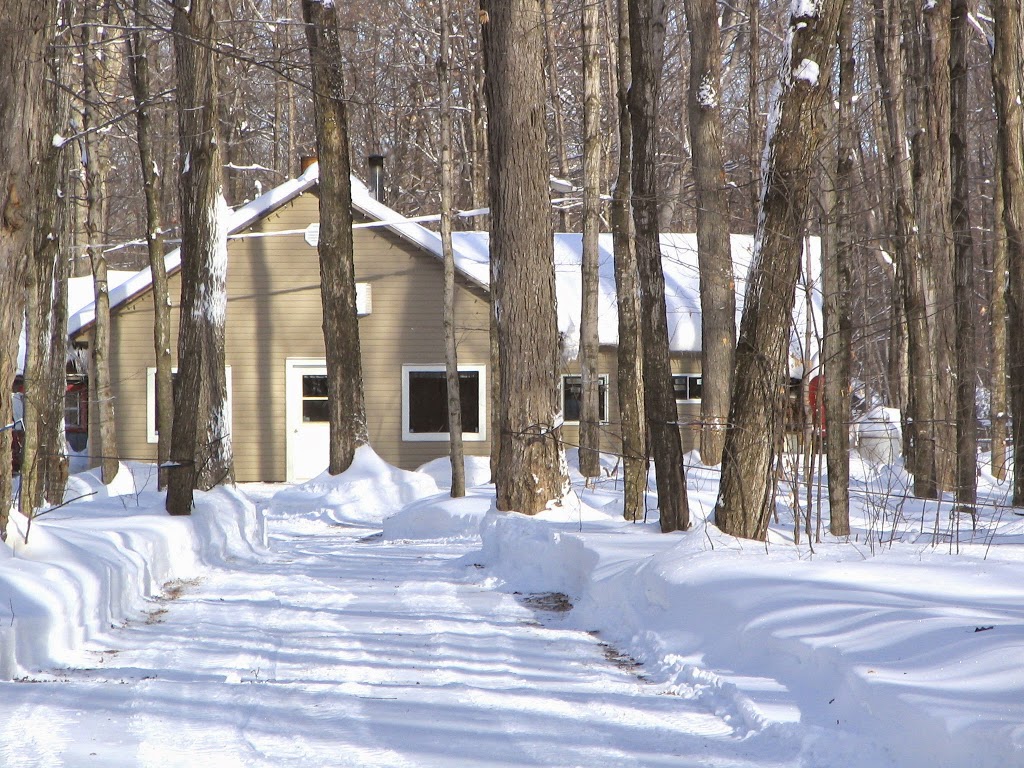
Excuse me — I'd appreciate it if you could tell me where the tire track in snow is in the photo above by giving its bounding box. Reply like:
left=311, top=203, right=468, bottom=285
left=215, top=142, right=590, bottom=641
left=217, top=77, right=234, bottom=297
left=0, top=515, right=799, bottom=766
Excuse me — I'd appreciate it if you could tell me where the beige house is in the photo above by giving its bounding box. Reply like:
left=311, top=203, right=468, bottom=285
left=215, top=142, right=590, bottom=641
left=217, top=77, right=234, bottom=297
left=69, top=163, right=819, bottom=482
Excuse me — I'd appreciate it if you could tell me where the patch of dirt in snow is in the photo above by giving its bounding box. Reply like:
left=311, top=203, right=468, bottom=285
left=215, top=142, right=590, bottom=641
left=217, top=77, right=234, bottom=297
left=594, top=637, right=649, bottom=682
left=515, top=591, right=574, bottom=613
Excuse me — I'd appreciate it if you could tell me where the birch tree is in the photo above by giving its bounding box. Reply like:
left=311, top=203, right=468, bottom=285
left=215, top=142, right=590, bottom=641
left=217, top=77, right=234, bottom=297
left=302, top=0, right=369, bottom=475
left=166, top=0, right=233, bottom=515
left=481, top=0, right=570, bottom=515
left=716, top=0, right=845, bottom=540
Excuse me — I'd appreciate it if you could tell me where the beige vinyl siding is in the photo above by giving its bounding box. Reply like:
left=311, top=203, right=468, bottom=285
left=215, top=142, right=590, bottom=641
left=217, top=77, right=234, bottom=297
left=92, top=193, right=492, bottom=481
left=556, top=349, right=703, bottom=463
left=85, top=189, right=709, bottom=481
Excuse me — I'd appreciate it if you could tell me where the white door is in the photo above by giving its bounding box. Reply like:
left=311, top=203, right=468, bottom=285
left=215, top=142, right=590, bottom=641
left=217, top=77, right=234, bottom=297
left=285, top=359, right=330, bottom=483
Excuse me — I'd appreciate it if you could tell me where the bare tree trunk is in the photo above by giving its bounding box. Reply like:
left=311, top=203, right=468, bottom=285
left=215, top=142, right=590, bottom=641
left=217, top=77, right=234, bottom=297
left=990, top=133, right=1009, bottom=481
left=823, top=4, right=854, bottom=536
left=481, top=0, right=570, bottom=515
left=540, top=0, right=571, bottom=232
left=949, top=0, right=976, bottom=517
left=128, top=0, right=173, bottom=489
left=685, top=0, right=734, bottom=465
left=302, top=0, right=369, bottom=475
left=612, top=0, right=647, bottom=521
left=991, top=0, right=1024, bottom=504
left=908, top=0, right=956, bottom=491
left=438, top=0, right=466, bottom=497
left=470, top=36, right=489, bottom=229
left=82, top=0, right=121, bottom=485
left=716, top=0, right=845, bottom=541
left=166, top=0, right=233, bottom=515
left=0, top=0, right=52, bottom=532
left=629, top=0, right=689, bottom=533
left=579, top=0, right=603, bottom=479
left=747, top=0, right=761, bottom=229
left=20, top=3, right=74, bottom=514
left=872, top=0, right=938, bottom=497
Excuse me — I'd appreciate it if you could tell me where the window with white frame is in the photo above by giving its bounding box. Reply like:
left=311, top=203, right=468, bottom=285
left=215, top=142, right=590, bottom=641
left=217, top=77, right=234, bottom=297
left=402, top=364, right=487, bottom=442
left=561, top=374, right=609, bottom=424
left=147, top=367, right=232, bottom=443
left=672, top=374, right=702, bottom=403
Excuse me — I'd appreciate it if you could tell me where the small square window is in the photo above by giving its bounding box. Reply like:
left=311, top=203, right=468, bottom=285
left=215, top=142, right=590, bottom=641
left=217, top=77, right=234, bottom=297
left=561, top=374, right=609, bottom=424
left=673, top=374, right=702, bottom=403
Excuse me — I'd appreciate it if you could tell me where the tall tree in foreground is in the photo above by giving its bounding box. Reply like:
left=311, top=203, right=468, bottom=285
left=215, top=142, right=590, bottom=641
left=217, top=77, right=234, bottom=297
left=629, top=0, right=689, bottom=532
left=21, top=1, right=74, bottom=513
left=166, top=0, right=233, bottom=515
left=0, top=1, right=52, bottom=530
left=301, top=0, right=369, bottom=475
left=949, top=0, right=976, bottom=516
left=127, top=0, right=173, bottom=488
left=612, top=0, right=647, bottom=521
left=871, top=0, right=938, bottom=498
left=480, top=1, right=570, bottom=515
left=716, top=0, right=845, bottom=540
left=437, top=0, right=466, bottom=497
left=81, top=0, right=122, bottom=485
left=822, top=5, right=854, bottom=536
left=908, top=0, right=956, bottom=492
left=578, top=0, right=603, bottom=480
left=990, top=0, right=1024, bottom=505
left=684, top=0, right=734, bottom=465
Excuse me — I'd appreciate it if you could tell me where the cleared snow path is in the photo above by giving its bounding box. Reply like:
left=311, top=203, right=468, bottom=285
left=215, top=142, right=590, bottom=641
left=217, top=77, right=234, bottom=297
left=0, top=502, right=801, bottom=767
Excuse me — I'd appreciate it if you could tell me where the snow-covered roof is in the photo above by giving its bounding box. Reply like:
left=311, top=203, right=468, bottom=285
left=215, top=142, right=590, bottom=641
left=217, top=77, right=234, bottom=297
left=67, top=162, right=821, bottom=375
left=452, top=232, right=822, bottom=376
left=18, top=271, right=135, bottom=375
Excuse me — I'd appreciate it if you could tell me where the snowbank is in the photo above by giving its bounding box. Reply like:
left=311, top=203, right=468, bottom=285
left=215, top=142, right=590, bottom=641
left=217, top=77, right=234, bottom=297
left=268, top=445, right=439, bottom=526
left=0, top=464, right=265, bottom=679
left=376, top=445, right=1024, bottom=768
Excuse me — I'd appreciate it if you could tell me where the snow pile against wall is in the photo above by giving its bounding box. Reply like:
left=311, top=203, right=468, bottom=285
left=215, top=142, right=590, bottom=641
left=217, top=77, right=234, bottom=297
left=267, top=445, right=439, bottom=526
left=0, top=464, right=265, bottom=679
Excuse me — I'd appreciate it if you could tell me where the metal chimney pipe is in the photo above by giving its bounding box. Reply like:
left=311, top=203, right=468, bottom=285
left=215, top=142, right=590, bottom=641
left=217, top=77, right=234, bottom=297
left=368, top=154, right=385, bottom=203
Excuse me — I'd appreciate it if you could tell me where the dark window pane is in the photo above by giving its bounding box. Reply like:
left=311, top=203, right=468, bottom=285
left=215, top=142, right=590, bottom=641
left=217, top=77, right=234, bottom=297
left=303, top=399, right=330, bottom=422
left=408, top=370, right=480, bottom=434
left=563, top=375, right=605, bottom=422
left=64, top=392, right=81, bottom=428
left=673, top=374, right=702, bottom=401
left=303, top=375, right=329, bottom=398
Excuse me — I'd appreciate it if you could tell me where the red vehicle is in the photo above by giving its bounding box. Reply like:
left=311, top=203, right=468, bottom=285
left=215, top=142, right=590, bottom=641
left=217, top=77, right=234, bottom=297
left=10, top=377, right=88, bottom=473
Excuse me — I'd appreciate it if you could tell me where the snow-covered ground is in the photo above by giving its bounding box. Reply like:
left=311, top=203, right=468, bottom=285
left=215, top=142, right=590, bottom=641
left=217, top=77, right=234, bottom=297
left=0, top=448, right=1022, bottom=766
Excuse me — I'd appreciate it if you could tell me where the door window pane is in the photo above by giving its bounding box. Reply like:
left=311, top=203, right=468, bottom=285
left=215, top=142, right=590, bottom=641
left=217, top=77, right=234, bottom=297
left=302, top=374, right=329, bottom=422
